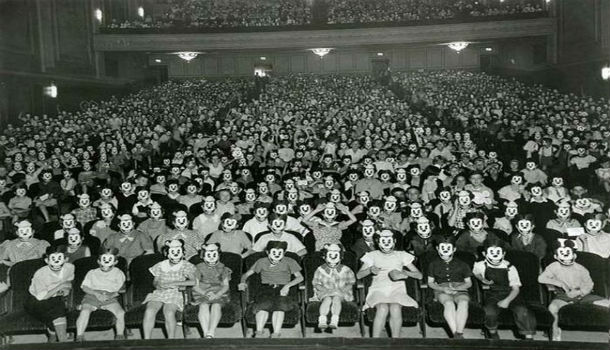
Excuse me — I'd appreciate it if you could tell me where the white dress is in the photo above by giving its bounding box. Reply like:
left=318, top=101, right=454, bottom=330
left=360, top=250, right=418, bottom=309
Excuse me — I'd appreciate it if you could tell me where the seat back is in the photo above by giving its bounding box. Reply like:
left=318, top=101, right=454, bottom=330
left=128, top=254, right=165, bottom=304
left=8, top=258, right=46, bottom=313
left=72, top=256, right=128, bottom=304
left=575, top=252, right=609, bottom=298
left=505, top=250, right=544, bottom=304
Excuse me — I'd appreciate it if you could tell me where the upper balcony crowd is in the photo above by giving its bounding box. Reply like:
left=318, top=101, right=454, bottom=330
left=99, top=0, right=548, bottom=33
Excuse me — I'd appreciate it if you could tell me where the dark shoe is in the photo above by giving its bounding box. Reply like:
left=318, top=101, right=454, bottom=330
left=114, top=334, right=126, bottom=340
left=488, top=331, right=500, bottom=340
left=454, top=333, right=464, bottom=339
left=75, top=335, right=85, bottom=342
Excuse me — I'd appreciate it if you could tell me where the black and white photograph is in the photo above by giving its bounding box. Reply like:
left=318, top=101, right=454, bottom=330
left=0, top=0, right=608, bottom=349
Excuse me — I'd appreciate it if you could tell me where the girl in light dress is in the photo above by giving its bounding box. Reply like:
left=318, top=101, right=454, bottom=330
left=357, top=229, right=422, bottom=338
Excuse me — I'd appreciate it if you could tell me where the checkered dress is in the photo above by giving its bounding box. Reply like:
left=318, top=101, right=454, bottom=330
left=143, top=260, right=196, bottom=310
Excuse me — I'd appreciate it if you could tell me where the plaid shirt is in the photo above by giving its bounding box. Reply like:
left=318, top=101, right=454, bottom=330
left=311, top=264, right=356, bottom=302
left=71, top=207, right=98, bottom=226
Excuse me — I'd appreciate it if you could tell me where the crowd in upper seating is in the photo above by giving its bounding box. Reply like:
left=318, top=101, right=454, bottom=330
left=0, top=71, right=608, bottom=343
left=105, top=0, right=312, bottom=29
left=101, top=0, right=545, bottom=30
left=327, top=0, right=545, bottom=25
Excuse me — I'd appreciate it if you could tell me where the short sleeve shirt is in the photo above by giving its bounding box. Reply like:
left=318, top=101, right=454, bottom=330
left=427, top=257, right=472, bottom=284
left=252, top=256, right=301, bottom=285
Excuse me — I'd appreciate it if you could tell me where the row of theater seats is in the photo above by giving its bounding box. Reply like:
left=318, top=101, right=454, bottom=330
left=0, top=248, right=608, bottom=342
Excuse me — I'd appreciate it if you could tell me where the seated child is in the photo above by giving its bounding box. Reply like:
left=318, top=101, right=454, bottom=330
left=0, top=220, right=50, bottom=292
left=427, top=235, right=472, bottom=339
left=75, top=248, right=126, bottom=341
left=538, top=239, right=609, bottom=341
left=142, top=239, right=197, bottom=339
left=65, top=228, right=92, bottom=261
left=473, top=238, right=536, bottom=339
left=576, top=213, right=610, bottom=258
left=357, top=230, right=423, bottom=338
left=192, top=244, right=231, bottom=338
left=311, top=243, right=356, bottom=330
left=25, top=245, right=74, bottom=342
left=510, top=214, right=547, bottom=260
left=239, top=240, right=304, bottom=338
left=8, top=186, right=32, bottom=221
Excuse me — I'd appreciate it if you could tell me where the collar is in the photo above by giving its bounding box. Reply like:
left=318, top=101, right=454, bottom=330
left=321, top=263, right=344, bottom=274
left=529, top=197, right=547, bottom=203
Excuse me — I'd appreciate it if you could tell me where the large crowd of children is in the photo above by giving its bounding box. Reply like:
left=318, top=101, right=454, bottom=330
left=0, top=71, right=608, bottom=343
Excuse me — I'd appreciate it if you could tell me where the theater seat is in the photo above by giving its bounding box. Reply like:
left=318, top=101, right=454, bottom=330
left=0, top=259, right=47, bottom=340
left=419, top=251, right=485, bottom=333
left=302, top=251, right=363, bottom=336
left=555, top=252, right=610, bottom=332
left=183, top=252, right=244, bottom=336
left=66, top=256, right=128, bottom=333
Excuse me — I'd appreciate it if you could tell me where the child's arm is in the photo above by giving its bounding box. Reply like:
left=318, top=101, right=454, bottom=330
left=280, top=271, right=304, bottom=296
left=497, top=286, right=520, bottom=309
left=210, top=277, right=230, bottom=300
left=538, top=267, right=567, bottom=291
left=238, top=269, right=255, bottom=291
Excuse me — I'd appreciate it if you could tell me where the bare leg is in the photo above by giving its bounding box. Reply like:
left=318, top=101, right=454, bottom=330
left=104, top=303, right=126, bottom=337
left=143, top=302, right=163, bottom=339
left=388, top=303, right=403, bottom=338
left=53, top=317, right=68, bottom=342
left=548, top=299, right=568, bottom=341
left=318, top=297, right=332, bottom=327
left=162, top=303, right=178, bottom=339
left=372, top=303, right=389, bottom=338
left=455, top=300, right=469, bottom=334
left=330, top=296, right=343, bottom=327
left=75, top=305, right=94, bottom=337
left=271, top=311, right=285, bottom=336
left=442, top=301, right=457, bottom=335
left=255, top=310, right=269, bottom=334
left=208, top=303, right=222, bottom=337
left=198, top=303, right=211, bottom=337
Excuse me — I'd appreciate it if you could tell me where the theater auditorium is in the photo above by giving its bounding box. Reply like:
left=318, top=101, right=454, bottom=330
left=0, top=1, right=609, bottom=349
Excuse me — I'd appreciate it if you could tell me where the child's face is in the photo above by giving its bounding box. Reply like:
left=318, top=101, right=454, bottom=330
left=324, top=246, right=342, bottom=267
left=378, top=234, right=395, bottom=253
left=555, top=246, right=575, bottom=266
left=99, top=253, right=117, bottom=272
left=167, top=246, right=184, bottom=264
left=16, top=225, right=33, bottom=240
left=484, top=246, right=505, bottom=266
left=203, top=245, right=219, bottom=265
left=47, top=252, right=67, bottom=271
left=268, top=247, right=285, bottom=265
left=437, top=243, right=455, bottom=261
left=67, top=232, right=82, bottom=246
left=119, top=218, right=134, bottom=232
left=516, top=219, right=533, bottom=234
left=269, top=218, right=286, bottom=233
left=416, top=218, right=431, bottom=238
left=585, top=218, right=603, bottom=233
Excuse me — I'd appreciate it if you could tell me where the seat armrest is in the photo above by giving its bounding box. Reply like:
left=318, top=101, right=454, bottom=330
left=0, top=289, right=11, bottom=315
